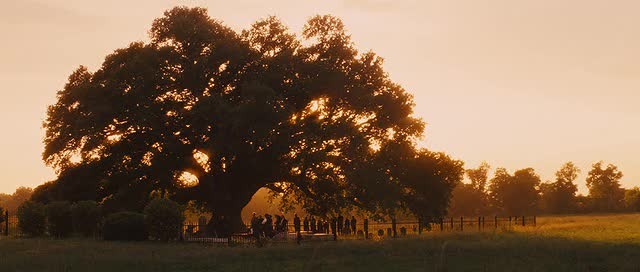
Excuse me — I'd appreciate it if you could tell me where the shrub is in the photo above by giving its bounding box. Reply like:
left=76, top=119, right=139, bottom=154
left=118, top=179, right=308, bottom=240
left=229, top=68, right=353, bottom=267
left=72, top=201, right=101, bottom=237
left=45, top=201, right=73, bottom=238
left=144, top=198, right=185, bottom=241
left=103, top=212, right=147, bottom=241
left=17, top=201, right=46, bottom=236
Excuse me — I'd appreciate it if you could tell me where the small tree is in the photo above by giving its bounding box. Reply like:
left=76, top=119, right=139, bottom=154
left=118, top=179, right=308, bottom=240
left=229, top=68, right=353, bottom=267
left=17, top=201, right=46, bottom=236
left=624, top=187, right=640, bottom=212
left=46, top=201, right=73, bottom=238
left=449, top=183, right=487, bottom=216
left=489, top=168, right=541, bottom=215
left=586, top=161, right=624, bottom=212
left=539, top=162, right=579, bottom=214
left=144, top=198, right=185, bottom=241
left=72, top=201, right=101, bottom=237
left=0, top=205, right=5, bottom=224
left=449, top=162, right=491, bottom=216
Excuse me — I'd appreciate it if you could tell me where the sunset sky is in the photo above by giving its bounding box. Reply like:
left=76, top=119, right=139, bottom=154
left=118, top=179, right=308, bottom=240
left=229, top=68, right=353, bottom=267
left=1, top=0, right=639, bottom=194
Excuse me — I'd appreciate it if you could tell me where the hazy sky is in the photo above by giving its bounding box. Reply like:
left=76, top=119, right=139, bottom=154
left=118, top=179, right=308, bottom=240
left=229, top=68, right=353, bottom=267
left=1, top=0, right=639, bottom=194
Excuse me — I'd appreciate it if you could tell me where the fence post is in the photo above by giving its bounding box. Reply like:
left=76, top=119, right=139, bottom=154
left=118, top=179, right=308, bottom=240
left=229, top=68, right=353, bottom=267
left=522, top=216, right=525, bottom=227
left=450, top=217, right=453, bottom=231
left=494, top=216, right=497, bottom=230
left=533, top=216, right=536, bottom=227
left=482, top=216, right=485, bottom=230
left=478, top=217, right=481, bottom=231
left=4, top=211, right=8, bottom=236
left=460, top=217, right=463, bottom=232
left=439, top=217, right=444, bottom=231
left=508, top=216, right=511, bottom=227
left=418, top=217, right=422, bottom=235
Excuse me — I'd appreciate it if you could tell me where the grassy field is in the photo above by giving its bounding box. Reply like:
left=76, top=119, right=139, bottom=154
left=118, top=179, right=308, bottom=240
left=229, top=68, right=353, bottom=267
left=1, top=214, right=640, bottom=272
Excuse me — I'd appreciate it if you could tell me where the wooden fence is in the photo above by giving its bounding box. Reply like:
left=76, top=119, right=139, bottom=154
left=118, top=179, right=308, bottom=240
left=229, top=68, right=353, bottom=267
left=181, top=216, right=536, bottom=244
left=1, top=212, right=535, bottom=243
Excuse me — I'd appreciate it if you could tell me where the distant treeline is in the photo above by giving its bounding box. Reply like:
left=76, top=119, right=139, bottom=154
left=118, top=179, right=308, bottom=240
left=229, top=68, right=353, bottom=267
left=449, top=161, right=640, bottom=216
left=3, top=160, right=640, bottom=220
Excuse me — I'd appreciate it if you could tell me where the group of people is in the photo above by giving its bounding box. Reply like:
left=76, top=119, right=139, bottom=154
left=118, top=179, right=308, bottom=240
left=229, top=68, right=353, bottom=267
left=249, top=213, right=289, bottom=239
left=250, top=212, right=367, bottom=243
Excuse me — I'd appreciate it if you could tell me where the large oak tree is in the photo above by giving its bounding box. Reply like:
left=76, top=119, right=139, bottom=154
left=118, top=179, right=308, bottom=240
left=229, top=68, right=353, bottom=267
left=40, top=7, right=463, bottom=234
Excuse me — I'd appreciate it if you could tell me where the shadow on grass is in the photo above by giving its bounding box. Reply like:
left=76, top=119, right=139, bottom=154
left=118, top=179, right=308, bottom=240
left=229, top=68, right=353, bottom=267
left=0, top=232, right=639, bottom=272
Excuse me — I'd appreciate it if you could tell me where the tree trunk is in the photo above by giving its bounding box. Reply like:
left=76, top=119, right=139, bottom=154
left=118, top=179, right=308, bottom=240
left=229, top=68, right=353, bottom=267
left=206, top=208, right=246, bottom=237
left=205, top=184, right=258, bottom=237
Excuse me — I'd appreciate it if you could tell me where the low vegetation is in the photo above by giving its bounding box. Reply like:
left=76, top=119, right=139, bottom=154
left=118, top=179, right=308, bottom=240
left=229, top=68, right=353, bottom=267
left=102, top=212, right=148, bottom=241
left=16, top=200, right=46, bottom=237
left=0, top=214, right=639, bottom=271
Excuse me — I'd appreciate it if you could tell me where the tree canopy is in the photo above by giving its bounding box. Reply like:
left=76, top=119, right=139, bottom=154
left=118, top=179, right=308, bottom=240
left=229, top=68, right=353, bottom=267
left=449, top=162, right=491, bottom=216
left=539, top=162, right=579, bottom=214
left=586, top=161, right=624, bottom=212
left=489, top=168, right=540, bottom=215
left=38, top=7, right=463, bottom=233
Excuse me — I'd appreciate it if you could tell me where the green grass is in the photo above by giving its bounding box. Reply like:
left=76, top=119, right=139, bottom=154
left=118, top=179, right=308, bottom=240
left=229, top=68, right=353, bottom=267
left=1, top=214, right=640, bottom=271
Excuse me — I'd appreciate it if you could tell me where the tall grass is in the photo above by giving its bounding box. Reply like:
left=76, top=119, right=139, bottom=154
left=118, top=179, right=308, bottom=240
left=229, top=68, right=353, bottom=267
left=0, top=213, right=639, bottom=271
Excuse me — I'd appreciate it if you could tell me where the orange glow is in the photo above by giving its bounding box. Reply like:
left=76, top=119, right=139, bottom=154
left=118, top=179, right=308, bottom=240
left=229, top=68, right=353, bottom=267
left=2, top=1, right=640, bottom=194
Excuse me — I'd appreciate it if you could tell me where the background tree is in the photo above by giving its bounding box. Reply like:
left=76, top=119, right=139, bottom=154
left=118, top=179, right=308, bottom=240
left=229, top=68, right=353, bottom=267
left=466, top=161, right=491, bottom=192
left=624, top=187, right=640, bottom=212
left=448, top=184, right=487, bottom=216
left=449, top=162, right=491, bottom=216
left=489, top=168, right=541, bottom=215
left=539, top=162, right=579, bottom=214
left=38, top=7, right=461, bottom=234
left=586, top=161, right=624, bottom=212
left=0, top=187, right=33, bottom=214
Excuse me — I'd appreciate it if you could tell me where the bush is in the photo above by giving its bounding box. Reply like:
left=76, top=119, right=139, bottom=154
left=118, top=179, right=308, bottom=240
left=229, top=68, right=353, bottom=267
left=72, top=201, right=101, bottom=237
left=17, top=201, right=46, bottom=236
left=0, top=206, right=5, bottom=224
left=45, top=201, right=73, bottom=238
left=144, top=198, right=185, bottom=241
left=103, top=212, right=147, bottom=241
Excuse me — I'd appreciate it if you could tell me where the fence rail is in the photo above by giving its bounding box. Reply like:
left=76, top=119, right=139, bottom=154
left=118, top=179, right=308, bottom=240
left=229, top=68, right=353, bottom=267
left=181, top=215, right=536, bottom=244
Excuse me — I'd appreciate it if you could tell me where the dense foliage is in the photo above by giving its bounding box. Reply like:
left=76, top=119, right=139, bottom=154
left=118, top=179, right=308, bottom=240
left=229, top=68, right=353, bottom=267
left=45, top=201, right=73, bottom=238
left=17, top=201, right=46, bottom=236
left=72, top=200, right=101, bottom=237
left=103, top=212, right=148, bottom=241
left=586, top=161, right=625, bottom=212
left=38, top=6, right=463, bottom=233
left=144, top=198, right=185, bottom=241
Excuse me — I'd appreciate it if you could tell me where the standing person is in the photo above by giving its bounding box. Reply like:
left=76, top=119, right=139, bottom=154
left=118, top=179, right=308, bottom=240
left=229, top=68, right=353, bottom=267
left=274, top=215, right=282, bottom=232
left=351, top=216, right=357, bottom=235
left=337, top=215, right=344, bottom=235
left=294, top=214, right=301, bottom=244
left=344, top=218, right=351, bottom=235
left=331, top=217, right=337, bottom=240
left=316, top=219, right=323, bottom=233
left=303, top=216, right=309, bottom=232
left=310, top=216, right=316, bottom=233
left=251, top=213, right=263, bottom=246
left=364, top=218, right=369, bottom=239
left=264, top=214, right=273, bottom=238
left=323, top=219, right=328, bottom=233
left=281, top=214, right=288, bottom=234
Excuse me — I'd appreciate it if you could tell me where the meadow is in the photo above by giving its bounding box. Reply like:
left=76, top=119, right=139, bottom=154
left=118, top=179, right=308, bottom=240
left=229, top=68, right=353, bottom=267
left=1, top=213, right=639, bottom=272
